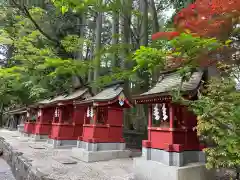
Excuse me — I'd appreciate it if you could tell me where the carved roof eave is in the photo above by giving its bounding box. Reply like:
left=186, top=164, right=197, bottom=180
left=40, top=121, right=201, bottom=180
left=29, top=89, right=89, bottom=109
left=4, top=107, right=27, bottom=115
left=74, top=93, right=119, bottom=106
left=74, top=91, right=133, bottom=108
left=134, top=89, right=198, bottom=104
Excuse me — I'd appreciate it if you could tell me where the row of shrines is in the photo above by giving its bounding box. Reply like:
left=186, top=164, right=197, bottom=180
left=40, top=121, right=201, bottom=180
left=5, top=69, right=206, bottom=168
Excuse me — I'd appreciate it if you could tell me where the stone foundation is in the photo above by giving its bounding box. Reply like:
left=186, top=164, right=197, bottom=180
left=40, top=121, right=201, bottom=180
left=22, top=133, right=31, bottom=137
left=77, top=141, right=126, bottom=151
left=133, top=157, right=214, bottom=180
left=47, top=138, right=77, bottom=149
left=142, top=147, right=205, bottom=167
left=32, top=134, right=49, bottom=141
left=17, top=124, right=24, bottom=133
left=71, top=141, right=131, bottom=162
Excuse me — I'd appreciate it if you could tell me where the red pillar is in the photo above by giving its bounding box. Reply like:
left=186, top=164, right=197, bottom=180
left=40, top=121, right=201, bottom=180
left=169, top=103, right=174, bottom=129
left=93, top=107, right=98, bottom=125
left=39, top=109, right=43, bottom=123
left=59, top=107, right=63, bottom=123
left=148, top=105, right=152, bottom=141
left=73, top=105, right=77, bottom=124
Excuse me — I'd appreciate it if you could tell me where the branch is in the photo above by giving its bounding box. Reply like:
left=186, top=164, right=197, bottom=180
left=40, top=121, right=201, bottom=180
left=77, top=75, right=94, bottom=95
left=11, top=0, right=60, bottom=46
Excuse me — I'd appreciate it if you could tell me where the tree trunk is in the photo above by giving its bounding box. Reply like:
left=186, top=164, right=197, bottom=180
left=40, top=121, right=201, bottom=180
left=73, top=14, right=86, bottom=89
left=120, top=0, right=132, bottom=130
left=140, top=0, right=148, bottom=46
left=236, top=167, right=240, bottom=180
left=136, top=0, right=149, bottom=132
left=0, top=103, right=4, bottom=127
left=93, top=9, right=103, bottom=93
left=150, top=0, right=160, bottom=85
left=150, top=0, right=159, bottom=34
left=111, top=11, right=119, bottom=70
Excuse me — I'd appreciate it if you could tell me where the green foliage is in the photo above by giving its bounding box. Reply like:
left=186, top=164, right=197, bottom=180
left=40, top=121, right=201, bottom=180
left=133, top=33, right=222, bottom=75
left=191, top=78, right=240, bottom=170
left=133, top=46, right=166, bottom=73
left=61, top=35, right=91, bottom=53
left=51, top=0, right=122, bottom=13
left=169, top=33, right=221, bottom=59
left=0, top=4, right=90, bottom=107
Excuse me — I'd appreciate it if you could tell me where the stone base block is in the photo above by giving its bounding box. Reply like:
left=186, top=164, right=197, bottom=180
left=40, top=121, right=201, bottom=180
left=17, top=124, right=24, bottom=133
left=47, top=139, right=77, bottom=149
left=32, top=134, right=48, bottom=141
left=71, top=147, right=131, bottom=162
left=77, top=141, right=126, bottom=151
left=133, top=157, right=214, bottom=180
left=142, top=147, right=205, bottom=167
left=71, top=141, right=131, bottom=162
left=22, top=133, right=30, bottom=137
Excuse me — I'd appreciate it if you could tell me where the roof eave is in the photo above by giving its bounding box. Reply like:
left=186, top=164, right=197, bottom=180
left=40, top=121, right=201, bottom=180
left=134, top=89, right=199, bottom=101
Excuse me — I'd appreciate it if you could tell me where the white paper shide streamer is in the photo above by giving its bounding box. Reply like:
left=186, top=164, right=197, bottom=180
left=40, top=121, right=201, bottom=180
left=55, top=108, right=59, bottom=117
left=37, top=110, right=42, bottom=117
left=162, top=103, right=168, bottom=121
left=153, top=104, right=160, bottom=121
left=87, top=106, right=94, bottom=117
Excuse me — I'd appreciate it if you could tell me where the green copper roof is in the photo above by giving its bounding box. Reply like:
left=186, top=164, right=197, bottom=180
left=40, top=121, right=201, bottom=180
left=75, top=84, right=123, bottom=104
left=141, top=71, right=203, bottom=96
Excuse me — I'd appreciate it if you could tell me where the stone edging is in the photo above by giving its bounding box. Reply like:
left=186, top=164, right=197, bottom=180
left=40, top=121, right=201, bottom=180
left=0, top=137, right=54, bottom=180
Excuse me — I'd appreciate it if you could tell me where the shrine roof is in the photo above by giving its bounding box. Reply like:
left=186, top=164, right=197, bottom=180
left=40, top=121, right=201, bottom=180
left=32, top=88, right=89, bottom=107
left=75, top=84, right=124, bottom=104
left=4, top=107, right=27, bottom=115
left=137, top=70, right=203, bottom=98
left=62, top=88, right=89, bottom=101
left=38, top=99, right=52, bottom=104
left=47, top=88, right=88, bottom=104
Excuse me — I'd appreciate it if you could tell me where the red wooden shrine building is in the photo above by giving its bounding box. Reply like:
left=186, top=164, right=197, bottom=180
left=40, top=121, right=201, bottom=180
left=72, top=82, right=133, bottom=162
left=24, top=98, right=62, bottom=137
left=134, top=70, right=205, bottom=167
left=23, top=106, right=39, bottom=136
left=23, top=89, right=91, bottom=146
left=47, top=88, right=91, bottom=148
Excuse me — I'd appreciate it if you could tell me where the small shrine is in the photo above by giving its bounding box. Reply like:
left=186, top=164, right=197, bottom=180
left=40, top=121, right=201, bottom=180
left=4, top=107, right=27, bottom=132
left=23, top=107, right=38, bottom=136
left=72, top=82, right=133, bottom=162
left=133, top=70, right=212, bottom=180
left=47, top=88, right=91, bottom=148
left=32, top=99, right=54, bottom=140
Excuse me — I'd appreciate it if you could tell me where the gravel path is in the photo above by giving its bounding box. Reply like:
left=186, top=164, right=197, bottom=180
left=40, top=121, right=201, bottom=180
left=0, top=129, right=134, bottom=180
left=0, top=158, right=15, bottom=180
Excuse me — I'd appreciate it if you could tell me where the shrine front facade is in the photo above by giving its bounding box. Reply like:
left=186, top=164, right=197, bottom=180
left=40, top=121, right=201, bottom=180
left=134, top=70, right=205, bottom=167
left=33, top=100, right=55, bottom=140
left=72, top=83, right=133, bottom=162
left=47, top=89, right=91, bottom=148
left=23, top=107, right=38, bottom=136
